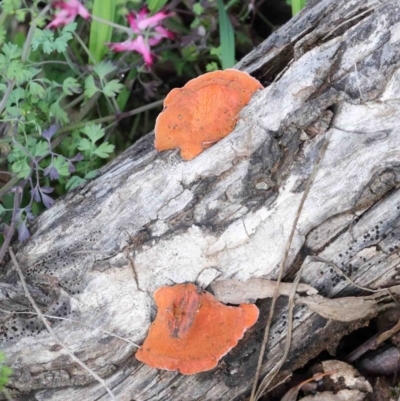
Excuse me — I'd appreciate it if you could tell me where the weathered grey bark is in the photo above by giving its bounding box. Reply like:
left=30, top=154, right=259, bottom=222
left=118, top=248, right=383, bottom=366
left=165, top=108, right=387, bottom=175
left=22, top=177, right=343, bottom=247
left=2, top=0, right=400, bottom=399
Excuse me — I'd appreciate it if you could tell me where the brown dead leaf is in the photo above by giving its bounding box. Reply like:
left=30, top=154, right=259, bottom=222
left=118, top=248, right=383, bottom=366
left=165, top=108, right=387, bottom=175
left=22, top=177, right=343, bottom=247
left=211, top=278, right=318, bottom=304
left=296, top=286, right=400, bottom=322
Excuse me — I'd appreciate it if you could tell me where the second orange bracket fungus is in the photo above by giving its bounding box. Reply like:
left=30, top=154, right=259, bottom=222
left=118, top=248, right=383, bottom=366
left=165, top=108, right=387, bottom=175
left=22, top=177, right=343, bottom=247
left=154, top=69, right=263, bottom=160
left=136, top=283, right=259, bottom=375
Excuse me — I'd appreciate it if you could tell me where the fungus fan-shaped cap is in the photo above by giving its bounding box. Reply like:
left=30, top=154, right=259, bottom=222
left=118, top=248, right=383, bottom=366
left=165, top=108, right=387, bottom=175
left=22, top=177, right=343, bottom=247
left=154, top=69, right=263, bottom=160
left=135, top=283, right=259, bottom=375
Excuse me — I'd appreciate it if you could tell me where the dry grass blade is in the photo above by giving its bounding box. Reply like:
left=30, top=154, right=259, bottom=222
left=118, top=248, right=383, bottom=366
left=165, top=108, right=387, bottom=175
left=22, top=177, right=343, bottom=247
left=376, top=318, right=400, bottom=344
left=250, top=133, right=331, bottom=401
left=9, top=248, right=117, bottom=401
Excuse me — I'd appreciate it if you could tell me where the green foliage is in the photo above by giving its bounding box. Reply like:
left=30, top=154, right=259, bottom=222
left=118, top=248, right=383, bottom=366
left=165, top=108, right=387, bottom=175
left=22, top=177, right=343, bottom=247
left=216, top=0, right=235, bottom=69
left=0, top=0, right=280, bottom=242
left=2, top=0, right=23, bottom=14
left=146, top=0, right=169, bottom=13
left=62, top=77, right=81, bottom=96
left=0, top=353, right=11, bottom=390
left=84, top=62, right=123, bottom=98
left=286, top=0, right=307, bottom=15
left=31, top=23, right=75, bottom=54
left=78, top=124, right=115, bottom=159
left=89, top=0, right=116, bottom=62
left=84, top=75, right=100, bottom=98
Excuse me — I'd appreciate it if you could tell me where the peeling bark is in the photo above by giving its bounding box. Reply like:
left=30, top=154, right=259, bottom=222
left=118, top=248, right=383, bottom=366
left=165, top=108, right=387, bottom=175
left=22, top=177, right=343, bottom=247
left=2, top=0, right=400, bottom=399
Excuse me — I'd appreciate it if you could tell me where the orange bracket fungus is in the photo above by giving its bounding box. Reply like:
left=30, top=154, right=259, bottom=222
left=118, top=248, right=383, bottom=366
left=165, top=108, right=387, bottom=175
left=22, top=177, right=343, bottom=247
left=136, top=283, right=259, bottom=375
left=154, top=69, right=263, bottom=160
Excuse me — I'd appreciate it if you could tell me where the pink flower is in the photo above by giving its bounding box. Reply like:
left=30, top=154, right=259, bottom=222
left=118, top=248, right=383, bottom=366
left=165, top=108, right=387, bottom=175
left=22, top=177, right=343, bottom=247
left=47, top=0, right=90, bottom=29
left=127, top=8, right=172, bottom=32
left=108, top=8, right=174, bottom=67
left=108, top=36, right=154, bottom=65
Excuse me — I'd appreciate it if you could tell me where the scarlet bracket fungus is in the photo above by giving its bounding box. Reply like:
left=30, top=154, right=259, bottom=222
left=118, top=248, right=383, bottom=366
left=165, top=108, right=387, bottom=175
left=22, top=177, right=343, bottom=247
left=154, top=69, right=263, bottom=160
left=136, top=283, right=259, bottom=375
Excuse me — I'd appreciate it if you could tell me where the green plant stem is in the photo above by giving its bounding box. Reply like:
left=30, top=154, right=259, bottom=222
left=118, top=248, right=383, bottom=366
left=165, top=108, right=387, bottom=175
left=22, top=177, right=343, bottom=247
left=64, top=93, right=85, bottom=110
left=91, top=14, right=132, bottom=34
left=30, top=60, right=71, bottom=67
left=57, top=99, right=164, bottom=134
left=0, top=81, right=15, bottom=116
left=22, top=4, right=51, bottom=62
left=255, top=9, right=275, bottom=30
left=72, top=31, right=97, bottom=64
left=0, top=176, right=20, bottom=202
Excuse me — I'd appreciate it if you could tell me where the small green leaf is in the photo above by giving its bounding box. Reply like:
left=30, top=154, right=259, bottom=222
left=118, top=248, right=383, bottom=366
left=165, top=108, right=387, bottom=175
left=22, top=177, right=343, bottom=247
left=206, top=62, right=219, bottom=71
left=61, top=22, right=77, bottom=36
left=62, top=77, right=81, bottom=95
left=29, top=82, right=45, bottom=98
left=34, top=141, right=50, bottom=157
left=2, top=42, right=22, bottom=59
left=11, top=159, right=31, bottom=179
left=54, top=37, right=69, bottom=53
left=50, top=101, right=69, bottom=124
left=102, top=79, right=124, bottom=97
left=8, top=87, right=25, bottom=105
left=84, top=75, right=99, bottom=98
left=0, top=204, right=7, bottom=216
left=15, top=9, right=27, bottom=22
left=6, top=60, right=31, bottom=84
left=43, top=41, right=54, bottom=54
left=31, top=29, right=54, bottom=52
left=94, top=142, right=115, bottom=158
left=85, top=169, right=99, bottom=179
left=81, top=124, right=105, bottom=143
left=5, top=106, right=21, bottom=117
left=77, top=138, right=94, bottom=153
left=93, top=61, right=115, bottom=81
left=66, top=175, right=86, bottom=191
left=53, top=156, right=70, bottom=177
left=25, top=136, right=38, bottom=155
left=146, top=0, right=169, bottom=12
left=193, top=3, right=204, bottom=15
left=2, top=0, right=22, bottom=14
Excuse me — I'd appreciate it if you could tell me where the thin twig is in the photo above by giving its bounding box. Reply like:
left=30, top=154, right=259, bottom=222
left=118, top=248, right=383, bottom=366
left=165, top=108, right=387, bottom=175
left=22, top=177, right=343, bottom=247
left=9, top=248, right=117, bottom=401
left=56, top=98, right=165, bottom=135
left=250, top=133, right=332, bottom=401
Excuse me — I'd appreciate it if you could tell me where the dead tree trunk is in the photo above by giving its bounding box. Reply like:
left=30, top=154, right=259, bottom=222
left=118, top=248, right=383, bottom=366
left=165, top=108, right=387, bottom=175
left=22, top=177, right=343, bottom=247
left=2, top=0, right=400, bottom=399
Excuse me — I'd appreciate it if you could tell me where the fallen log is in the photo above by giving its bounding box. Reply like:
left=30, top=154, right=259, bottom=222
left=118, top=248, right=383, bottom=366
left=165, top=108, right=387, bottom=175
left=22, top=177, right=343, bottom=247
left=2, top=0, right=400, bottom=399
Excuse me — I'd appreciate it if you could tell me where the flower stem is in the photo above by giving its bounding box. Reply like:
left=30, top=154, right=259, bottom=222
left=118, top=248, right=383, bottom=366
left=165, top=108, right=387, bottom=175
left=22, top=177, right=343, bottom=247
left=91, top=14, right=132, bottom=35
left=56, top=99, right=164, bottom=135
